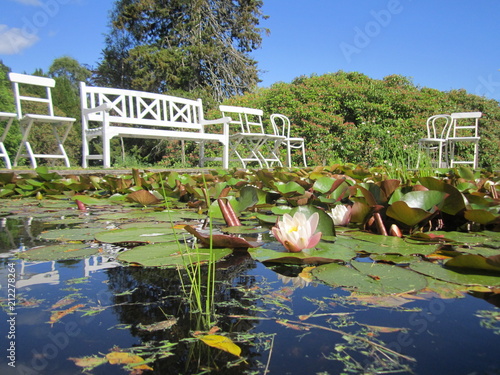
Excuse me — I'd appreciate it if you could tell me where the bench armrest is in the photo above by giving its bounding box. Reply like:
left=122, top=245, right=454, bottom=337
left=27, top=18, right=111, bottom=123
left=82, top=103, right=111, bottom=115
left=201, top=116, right=232, bottom=126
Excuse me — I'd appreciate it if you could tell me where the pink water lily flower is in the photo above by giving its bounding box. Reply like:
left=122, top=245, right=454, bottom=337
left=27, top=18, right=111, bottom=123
left=272, top=212, right=322, bottom=253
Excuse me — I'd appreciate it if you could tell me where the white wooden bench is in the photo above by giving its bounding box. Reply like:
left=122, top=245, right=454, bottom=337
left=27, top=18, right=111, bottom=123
left=80, top=83, right=230, bottom=168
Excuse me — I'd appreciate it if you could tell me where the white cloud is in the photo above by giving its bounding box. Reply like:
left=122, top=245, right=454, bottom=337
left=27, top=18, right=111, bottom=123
left=0, top=25, right=39, bottom=55
left=9, top=0, right=43, bottom=6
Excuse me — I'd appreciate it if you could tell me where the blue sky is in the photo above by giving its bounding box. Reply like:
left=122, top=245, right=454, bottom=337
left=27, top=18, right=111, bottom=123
left=1, top=0, right=500, bottom=102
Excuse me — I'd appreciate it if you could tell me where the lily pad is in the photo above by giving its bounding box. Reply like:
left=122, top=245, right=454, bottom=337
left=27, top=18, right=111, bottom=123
left=445, top=254, right=500, bottom=273
left=248, top=240, right=356, bottom=265
left=410, top=261, right=500, bottom=287
left=338, top=231, right=439, bottom=256
left=95, top=226, right=187, bottom=244
left=312, top=261, right=427, bottom=295
left=39, top=227, right=104, bottom=241
left=17, top=244, right=98, bottom=261
left=117, top=242, right=232, bottom=267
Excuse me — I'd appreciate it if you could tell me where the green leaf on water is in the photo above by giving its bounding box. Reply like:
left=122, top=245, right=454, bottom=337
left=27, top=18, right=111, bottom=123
left=117, top=242, right=232, bottom=267
left=410, top=261, right=500, bottom=287
left=17, top=244, right=98, bottom=261
left=95, top=226, right=186, bottom=244
left=312, top=261, right=428, bottom=295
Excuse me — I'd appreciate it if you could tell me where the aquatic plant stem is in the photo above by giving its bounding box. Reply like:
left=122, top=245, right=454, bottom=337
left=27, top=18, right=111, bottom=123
left=283, top=319, right=416, bottom=363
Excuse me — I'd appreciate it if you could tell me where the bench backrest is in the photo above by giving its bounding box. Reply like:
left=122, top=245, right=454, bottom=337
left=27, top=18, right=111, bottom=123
left=9, top=72, right=57, bottom=118
left=219, top=105, right=268, bottom=134
left=80, top=83, right=205, bottom=130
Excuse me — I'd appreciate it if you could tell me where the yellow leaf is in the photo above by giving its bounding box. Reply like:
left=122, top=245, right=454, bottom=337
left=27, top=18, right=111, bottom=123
left=49, top=304, right=84, bottom=326
left=106, top=352, right=145, bottom=365
left=69, top=356, right=107, bottom=368
left=199, top=335, right=241, bottom=357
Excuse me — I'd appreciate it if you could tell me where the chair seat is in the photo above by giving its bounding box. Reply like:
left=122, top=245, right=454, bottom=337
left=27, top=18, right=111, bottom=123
left=447, top=136, right=480, bottom=142
left=21, top=114, right=76, bottom=123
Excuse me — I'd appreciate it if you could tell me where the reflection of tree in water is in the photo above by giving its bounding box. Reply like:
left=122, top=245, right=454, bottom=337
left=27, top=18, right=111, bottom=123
left=105, top=252, right=266, bottom=373
left=0, top=218, right=48, bottom=253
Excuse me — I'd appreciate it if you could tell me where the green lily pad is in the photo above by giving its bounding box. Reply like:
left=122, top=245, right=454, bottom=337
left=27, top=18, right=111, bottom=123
left=410, top=261, right=500, bottom=287
left=386, top=201, right=432, bottom=227
left=39, top=227, right=104, bottom=241
left=464, top=209, right=499, bottom=224
left=312, top=261, right=428, bottom=295
left=248, top=240, right=356, bottom=265
left=222, top=225, right=269, bottom=235
left=338, top=231, right=438, bottom=256
left=17, top=244, right=98, bottom=261
left=445, top=254, right=500, bottom=273
left=95, top=226, right=187, bottom=244
left=117, top=242, right=232, bottom=267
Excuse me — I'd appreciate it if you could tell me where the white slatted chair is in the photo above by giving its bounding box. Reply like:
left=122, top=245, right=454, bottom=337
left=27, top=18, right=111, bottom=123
left=219, top=105, right=285, bottom=168
left=416, top=114, right=452, bottom=168
left=446, top=112, right=482, bottom=169
left=270, top=114, right=307, bottom=167
left=9, top=73, right=75, bottom=168
left=0, top=112, right=16, bottom=169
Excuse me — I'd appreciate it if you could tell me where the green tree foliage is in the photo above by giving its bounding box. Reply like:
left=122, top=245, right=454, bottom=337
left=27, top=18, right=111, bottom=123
left=48, top=56, right=92, bottom=91
left=95, top=0, right=268, bottom=101
left=0, top=61, right=21, bottom=167
left=218, top=71, right=500, bottom=170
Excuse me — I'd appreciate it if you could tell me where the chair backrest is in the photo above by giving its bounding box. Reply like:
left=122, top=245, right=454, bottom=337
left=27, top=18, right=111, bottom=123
left=219, top=105, right=266, bottom=134
left=448, top=112, right=482, bottom=138
left=270, top=114, right=291, bottom=138
left=426, top=114, right=452, bottom=139
left=9, top=72, right=56, bottom=118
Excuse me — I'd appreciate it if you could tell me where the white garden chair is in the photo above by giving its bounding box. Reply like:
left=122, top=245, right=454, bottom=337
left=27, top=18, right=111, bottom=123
left=446, top=112, right=482, bottom=169
left=0, top=112, right=17, bottom=169
left=9, top=73, right=75, bottom=168
left=270, top=114, right=307, bottom=167
left=416, top=114, right=452, bottom=168
left=219, top=105, right=285, bottom=168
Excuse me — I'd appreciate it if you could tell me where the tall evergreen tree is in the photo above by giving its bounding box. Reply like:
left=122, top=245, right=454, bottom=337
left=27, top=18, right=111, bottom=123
left=95, top=0, right=268, bottom=101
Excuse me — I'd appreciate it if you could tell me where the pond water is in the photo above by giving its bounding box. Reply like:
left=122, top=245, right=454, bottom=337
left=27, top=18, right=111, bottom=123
left=0, top=206, right=499, bottom=375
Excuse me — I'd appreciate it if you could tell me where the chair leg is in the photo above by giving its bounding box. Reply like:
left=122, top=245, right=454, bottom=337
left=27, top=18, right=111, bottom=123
left=0, top=143, right=12, bottom=169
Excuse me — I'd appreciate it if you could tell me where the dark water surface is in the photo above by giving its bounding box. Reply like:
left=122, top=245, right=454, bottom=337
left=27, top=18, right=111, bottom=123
left=0, top=217, right=499, bottom=375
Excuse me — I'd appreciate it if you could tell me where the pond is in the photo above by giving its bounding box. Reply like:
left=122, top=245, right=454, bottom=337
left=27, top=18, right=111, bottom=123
left=0, top=193, right=499, bottom=375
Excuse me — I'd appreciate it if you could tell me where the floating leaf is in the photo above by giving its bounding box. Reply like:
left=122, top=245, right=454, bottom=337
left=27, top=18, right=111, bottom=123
left=138, top=318, right=177, bottom=332
left=39, top=227, right=103, bottom=241
left=69, top=356, right=107, bottom=370
left=410, top=261, right=500, bottom=287
left=445, top=254, right=500, bottom=273
left=18, top=244, right=97, bottom=261
left=248, top=241, right=356, bottom=265
left=49, top=304, right=84, bottom=326
left=199, top=335, right=241, bottom=357
left=117, top=242, right=232, bottom=267
left=95, top=226, right=185, bottom=244
left=106, top=352, right=139, bottom=364
left=312, top=261, right=427, bottom=295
